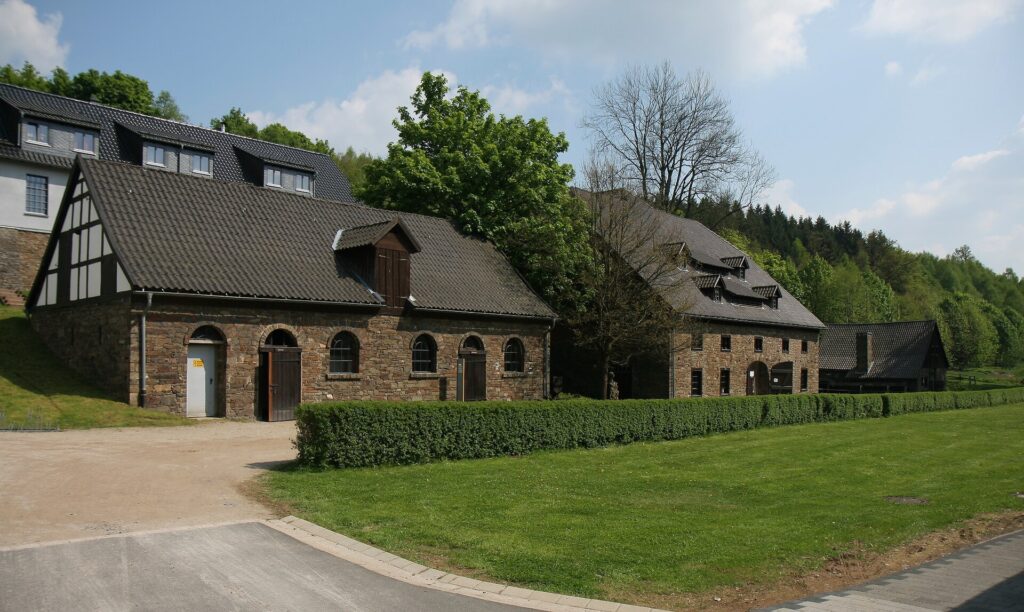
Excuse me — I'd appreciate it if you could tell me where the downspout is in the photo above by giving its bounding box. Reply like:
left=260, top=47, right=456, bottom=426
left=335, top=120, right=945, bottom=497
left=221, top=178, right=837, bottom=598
left=139, top=291, right=152, bottom=407
left=544, top=316, right=555, bottom=399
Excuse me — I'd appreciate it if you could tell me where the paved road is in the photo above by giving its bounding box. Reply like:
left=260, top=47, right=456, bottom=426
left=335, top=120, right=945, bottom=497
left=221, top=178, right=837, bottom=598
left=0, top=421, right=295, bottom=546
left=765, top=530, right=1024, bottom=611
left=0, top=522, right=522, bottom=612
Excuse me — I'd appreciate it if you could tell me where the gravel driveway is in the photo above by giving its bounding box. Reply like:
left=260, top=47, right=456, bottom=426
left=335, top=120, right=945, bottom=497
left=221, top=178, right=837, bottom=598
left=0, top=421, right=296, bottom=547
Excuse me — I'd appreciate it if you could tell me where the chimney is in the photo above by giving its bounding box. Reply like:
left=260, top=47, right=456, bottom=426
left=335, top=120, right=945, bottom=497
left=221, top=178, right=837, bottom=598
left=855, top=332, right=873, bottom=372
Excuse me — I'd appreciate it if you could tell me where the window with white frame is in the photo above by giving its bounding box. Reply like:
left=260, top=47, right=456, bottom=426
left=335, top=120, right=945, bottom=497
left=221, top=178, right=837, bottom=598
left=74, top=131, right=96, bottom=153
left=25, top=175, right=48, bottom=215
left=26, top=122, right=49, bottom=144
left=192, top=153, right=211, bottom=174
left=296, top=174, right=311, bottom=192
left=267, top=168, right=282, bottom=187
left=144, top=144, right=166, bottom=166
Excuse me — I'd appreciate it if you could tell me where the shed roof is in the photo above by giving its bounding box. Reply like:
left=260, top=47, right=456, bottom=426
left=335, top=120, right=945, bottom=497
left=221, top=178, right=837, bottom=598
left=819, top=320, right=948, bottom=379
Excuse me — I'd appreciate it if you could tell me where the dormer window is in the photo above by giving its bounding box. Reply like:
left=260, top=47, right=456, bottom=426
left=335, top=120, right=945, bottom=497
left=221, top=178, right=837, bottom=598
left=192, top=153, right=211, bottom=175
left=26, top=122, right=49, bottom=145
left=74, top=131, right=96, bottom=154
left=736, top=267, right=745, bottom=280
left=267, top=168, right=282, bottom=187
left=144, top=145, right=166, bottom=167
left=713, top=287, right=722, bottom=302
left=334, top=217, right=422, bottom=309
left=296, top=174, right=311, bottom=192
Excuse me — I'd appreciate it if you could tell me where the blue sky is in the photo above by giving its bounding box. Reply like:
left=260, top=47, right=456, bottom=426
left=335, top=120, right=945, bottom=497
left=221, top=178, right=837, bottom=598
left=3, top=0, right=1022, bottom=273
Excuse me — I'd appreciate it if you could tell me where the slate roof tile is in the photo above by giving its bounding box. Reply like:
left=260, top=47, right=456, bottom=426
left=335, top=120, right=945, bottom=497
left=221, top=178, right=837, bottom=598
left=819, top=320, right=946, bottom=379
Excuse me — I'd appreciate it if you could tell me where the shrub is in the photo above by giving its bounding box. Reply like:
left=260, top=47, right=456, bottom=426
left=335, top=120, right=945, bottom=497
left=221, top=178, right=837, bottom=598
left=296, top=388, right=1024, bottom=468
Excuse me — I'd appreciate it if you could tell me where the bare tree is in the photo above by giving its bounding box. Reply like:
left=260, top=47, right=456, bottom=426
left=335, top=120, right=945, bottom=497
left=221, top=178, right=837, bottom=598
left=566, top=159, right=693, bottom=398
left=582, top=62, right=774, bottom=218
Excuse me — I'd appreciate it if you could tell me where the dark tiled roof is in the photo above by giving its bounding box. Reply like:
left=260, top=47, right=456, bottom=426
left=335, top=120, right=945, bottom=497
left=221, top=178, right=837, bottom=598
left=586, top=191, right=824, bottom=330
left=0, top=139, right=74, bottom=168
left=820, top=320, right=946, bottom=379
left=121, top=122, right=214, bottom=151
left=335, top=218, right=423, bottom=253
left=80, top=159, right=554, bottom=319
left=693, top=274, right=720, bottom=289
left=753, top=285, right=782, bottom=298
left=720, top=255, right=746, bottom=268
left=0, top=83, right=353, bottom=202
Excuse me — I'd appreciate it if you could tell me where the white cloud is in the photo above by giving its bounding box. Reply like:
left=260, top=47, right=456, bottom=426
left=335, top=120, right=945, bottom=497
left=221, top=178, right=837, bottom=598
left=951, top=149, right=1011, bottom=172
left=838, top=121, right=1024, bottom=273
left=249, top=68, right=455, bottom=155
left=861, top=0, right=1021, bottom=43
left=764, top=179, right=810, bottom=218
left=884, top=61, right=903, bottom=77
left=909, top=63, right=945, bottom=86
left=481, top=78, right=573, bottom=116
left=0, top=0, right=68, bottom=71
left=403, top=0, right=834, bottom=80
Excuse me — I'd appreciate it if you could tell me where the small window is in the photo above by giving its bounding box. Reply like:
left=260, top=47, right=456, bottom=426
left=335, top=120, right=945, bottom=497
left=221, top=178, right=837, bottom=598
left=26, top=122, right=48, bottom=144
left=754, top=337, right=763, bottom=353
left=800, top=368, right=809, bottom=392
left=461, top=335, right=484, bottom=352
left=144, top=144, right=166, bottom=166
left=737, top=267, right=745, bottom=280
left=770, top=297, right=779, bottom=309
left=720, top=368, right=730, bottom=396
left=720, top=335, right=731, bottom=352
left=193, top=153, right=211, bottom=174
left=264, top=329, right=297, bottom=347
left=690, top=368, right=703, bottom=397
left=412, top=334, right=437, bottom=373
left=801, top=340, right=809, bottom=354
left=296, top=174, right=311, bottom=192
left=503, top=338, right=525, bottom=372
left=329, top=332, right=359, bottom=374
left=74, top=131, right=96, bottom=153
left=25, top=174, right=48, bottom=215
left=713, top=287, right=722, bottom=302
left=690, top=333, right=703, bottom=351
left=782, top=338, right=790, bottom=353
left=267, top=168, right=282, bottom=187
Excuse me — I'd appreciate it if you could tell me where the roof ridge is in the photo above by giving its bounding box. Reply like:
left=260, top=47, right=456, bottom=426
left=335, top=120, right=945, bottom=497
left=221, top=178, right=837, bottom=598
left=827, top=319, right=937, bottom=327
left=0, top=82, right=337, bottom=162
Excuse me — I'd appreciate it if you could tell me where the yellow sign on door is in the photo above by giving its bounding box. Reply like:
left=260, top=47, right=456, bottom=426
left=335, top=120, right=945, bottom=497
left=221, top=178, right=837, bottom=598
left=192, top=359, right=204, bottom=368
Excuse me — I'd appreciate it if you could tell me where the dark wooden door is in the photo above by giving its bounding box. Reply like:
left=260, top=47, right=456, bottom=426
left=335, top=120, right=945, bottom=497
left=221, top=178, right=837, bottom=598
left=263, top=348, right=302, bottom=421
left=463, top=353, right=487, bottom=401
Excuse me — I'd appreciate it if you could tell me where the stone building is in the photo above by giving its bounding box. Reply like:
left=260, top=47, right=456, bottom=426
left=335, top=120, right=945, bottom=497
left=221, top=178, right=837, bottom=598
left=554, top=192, right=824, bottom=398
left=26, top=158, right=555, bottom=419
left=0, top=83, right=350, bottom=297
left=819, top=320, right=948, bottom=393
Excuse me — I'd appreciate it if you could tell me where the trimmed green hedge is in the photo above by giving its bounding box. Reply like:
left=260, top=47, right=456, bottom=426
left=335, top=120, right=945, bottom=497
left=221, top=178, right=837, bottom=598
left=295, top=388, right=1024, bottom=468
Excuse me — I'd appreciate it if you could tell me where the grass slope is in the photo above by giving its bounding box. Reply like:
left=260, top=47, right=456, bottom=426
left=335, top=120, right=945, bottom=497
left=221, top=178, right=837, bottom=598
left=265, top=404, right=1024, bottom=603
left=0, top=305, right=189, bottom=429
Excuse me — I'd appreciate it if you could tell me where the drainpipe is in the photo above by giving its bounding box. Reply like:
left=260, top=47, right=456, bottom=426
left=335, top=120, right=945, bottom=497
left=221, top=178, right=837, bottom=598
left=139, top=292, right=152, bottom=407
left=544, top=316, right=555, bottom=399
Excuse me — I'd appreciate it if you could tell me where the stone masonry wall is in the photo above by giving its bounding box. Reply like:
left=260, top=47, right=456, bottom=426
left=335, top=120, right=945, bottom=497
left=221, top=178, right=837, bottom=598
left=674, top=321, right=820, bottom=398
left=29, top=296, right=133, bottom=402
left=0, top=227, right=48, bottom=294
left=133, top=300, right=550, bottom=418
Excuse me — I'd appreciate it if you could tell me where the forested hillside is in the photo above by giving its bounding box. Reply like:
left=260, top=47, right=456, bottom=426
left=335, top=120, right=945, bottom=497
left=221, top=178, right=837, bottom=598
left=689, top=198, right=1024, bottom=370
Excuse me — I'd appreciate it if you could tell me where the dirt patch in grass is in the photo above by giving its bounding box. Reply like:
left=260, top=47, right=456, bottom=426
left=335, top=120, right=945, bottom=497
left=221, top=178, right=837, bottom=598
left=617, top=510, right=1024, bottom=611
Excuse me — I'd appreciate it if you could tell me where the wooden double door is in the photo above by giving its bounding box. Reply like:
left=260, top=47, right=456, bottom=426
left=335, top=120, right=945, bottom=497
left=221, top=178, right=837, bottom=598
left=460, top=351, right=487, bottom=402
left=259, top=347, right=301, bottom=421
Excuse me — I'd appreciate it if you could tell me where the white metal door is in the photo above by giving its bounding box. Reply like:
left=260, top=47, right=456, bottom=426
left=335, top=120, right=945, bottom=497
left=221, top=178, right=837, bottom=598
left=186, top=344, right=217, bottom=417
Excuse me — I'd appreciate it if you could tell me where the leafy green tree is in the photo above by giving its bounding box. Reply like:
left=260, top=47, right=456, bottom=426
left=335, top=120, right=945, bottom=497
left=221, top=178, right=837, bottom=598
left=210, top=107, right=259, bottom=137
left=258, top=122, right=334, bottom=155
left=753, top=250, right=806, bottom=303
left=799, top=255, right=834, bottom=319
left=938, top=292, right=998, bottom=369
left=335, top=147, right=376, bottom=191
left=360, top=72, right=592, bottom=312
left=152, top=90, right=187, bottom=122
left=68, top=69, right=154, bottom=114
left=0, top=62, right=50, bottom=90
left=861, top=268, right=897, bottom=322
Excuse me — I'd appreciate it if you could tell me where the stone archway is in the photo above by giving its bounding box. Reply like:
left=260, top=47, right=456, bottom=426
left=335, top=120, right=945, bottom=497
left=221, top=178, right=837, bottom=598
left=770, top=361, right=794, bottom=394
left=746, top=361, right=770, bottom=396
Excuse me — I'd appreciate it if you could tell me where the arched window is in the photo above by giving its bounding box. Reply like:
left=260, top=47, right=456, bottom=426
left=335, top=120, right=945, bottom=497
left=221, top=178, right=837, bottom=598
left=461, top=335, right=484, bottom=352
left=503, top=338, right=525, bottom=372
left=329, top=332, right=359, bottom=374
left=190, top=325, right=224, bottom=342
left=264, top=329, right=297, bottom=347
left=412, top=334, right=437, bottom=372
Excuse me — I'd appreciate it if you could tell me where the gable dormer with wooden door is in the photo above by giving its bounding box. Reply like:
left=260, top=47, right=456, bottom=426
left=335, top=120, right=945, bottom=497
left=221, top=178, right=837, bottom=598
left=333, top=217, right=422, bottom=311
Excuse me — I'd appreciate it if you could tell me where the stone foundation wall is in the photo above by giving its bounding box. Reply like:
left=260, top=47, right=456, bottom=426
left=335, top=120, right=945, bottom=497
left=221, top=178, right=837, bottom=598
left=133, top=300, right=550, bottom=417
left=0, top=227, right=49, bottom=294
left=674, top=321, right=820, bottom=398
left=29, top=297, right=132, bottom=402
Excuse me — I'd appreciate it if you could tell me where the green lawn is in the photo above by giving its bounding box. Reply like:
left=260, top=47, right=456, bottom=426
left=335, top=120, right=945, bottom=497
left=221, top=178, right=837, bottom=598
left=0, top=305, right=190, bottom=429
left=947, top=366, right=1024, bottom=391
left=264, top=404, right=1024, bottom=605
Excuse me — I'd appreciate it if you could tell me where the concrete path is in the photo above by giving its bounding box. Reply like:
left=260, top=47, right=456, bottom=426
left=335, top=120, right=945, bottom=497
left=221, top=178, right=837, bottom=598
left=765, top=530, right=1024, bottom=611
left=0, top=521, right=523, bottom=612
left=0, top=421, right=296, bottom=547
